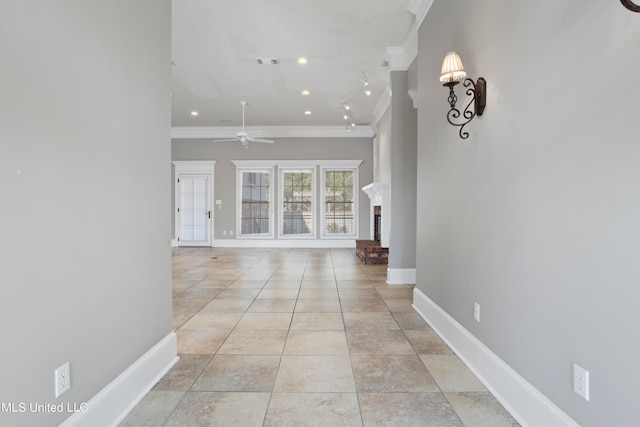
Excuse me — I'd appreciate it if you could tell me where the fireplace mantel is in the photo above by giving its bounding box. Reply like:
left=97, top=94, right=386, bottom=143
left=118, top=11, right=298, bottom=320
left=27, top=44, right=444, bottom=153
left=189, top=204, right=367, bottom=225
left=362, top=182, right=385, bottom=205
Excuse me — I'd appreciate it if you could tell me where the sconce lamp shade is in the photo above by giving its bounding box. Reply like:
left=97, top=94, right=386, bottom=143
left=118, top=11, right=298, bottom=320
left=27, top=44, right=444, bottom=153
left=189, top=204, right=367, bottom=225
left=440, top=51, right=467, bottom=83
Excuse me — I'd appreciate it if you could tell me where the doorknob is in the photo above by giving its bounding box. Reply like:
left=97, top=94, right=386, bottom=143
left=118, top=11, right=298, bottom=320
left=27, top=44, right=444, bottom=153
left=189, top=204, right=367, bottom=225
left=207, top=210, right=211, bottom=219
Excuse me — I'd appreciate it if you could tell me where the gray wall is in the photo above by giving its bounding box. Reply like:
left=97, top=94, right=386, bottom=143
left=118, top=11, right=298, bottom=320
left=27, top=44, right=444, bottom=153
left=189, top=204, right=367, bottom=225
left=388, top=70, right=418, bottom=269
left=172, top=137, right=373, bottom=241
left=0, top=2, right=172, bottom=426
left=416, top=1, right=640, bottom=425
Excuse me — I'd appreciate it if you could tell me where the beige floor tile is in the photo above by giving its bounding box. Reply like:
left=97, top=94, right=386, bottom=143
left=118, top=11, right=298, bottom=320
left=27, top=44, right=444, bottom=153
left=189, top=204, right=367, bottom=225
left=274, top=355, right=355, bottom=392
left=405, top=330, right=453, bottom=355
left=217, top=330, right=287, bottom=355
left=119, top=390, right=185, bottom=427
left=376, top=287, right=414, bottom=299
left=351, top=355, right=439, bottom=392
left=383, top=297, right=416, bottom=313
left=152, top=355, right=211, bottom=391
left=359, top=392, right=463, bottom=427
left=200, top=298, right=254, bottom=313
left=192, top=355, right=280, bottom=392
left=294, top=298, right=342, bottom=313
left=172, top=297, right=211, bottom=314
left=298, top=288, right=339, bottom=299
left=445, top=392, right=520, bottom=427
left=257, top=288, right=300, bottom=300
left=284, top=330, right=349, bottom=355
left=176, top=329, right=228, bottom=355
left=264, top=279, right=302, bottom=289
left=338, top=288, right=381, bottom=299
left=215, top=288, right=261, bottom=299
left=290, top=313, right=345, bottom=330
left=264, top=393, right=362, bottom=427
left=420, top=355, right=487, bottom=391
left=343, top=312, right=400, bottom=331
left=164, top=392, right=270, bottom=427
left=393, top=312, right=431, bottom=330
left=247, top=299, right=296, bottom=313
left=235, top=312, right=292, bottom=331
left=346, top=330, right=415, bottom=355
left=337, top=280, right=375, bottom=289
left=300, top=280, right=337, bottom=288
left=175, top=287, right=223, bottom=299
left=180, top=311, right=243, bottom=331
left=226, top=279, right=267, bottom=288
left=340, top=298, right=388, bottom=313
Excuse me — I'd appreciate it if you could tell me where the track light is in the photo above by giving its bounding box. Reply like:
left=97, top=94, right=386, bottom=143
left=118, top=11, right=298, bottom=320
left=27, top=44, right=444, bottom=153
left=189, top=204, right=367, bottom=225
left=362, top=72, right=371, bottom=96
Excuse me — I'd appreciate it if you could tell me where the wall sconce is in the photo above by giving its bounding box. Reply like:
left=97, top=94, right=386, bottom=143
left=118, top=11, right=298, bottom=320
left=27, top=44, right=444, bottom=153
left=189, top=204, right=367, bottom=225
left=621, top=0, right=640, bottom=12
left=440, top=52, right=486, bottom=139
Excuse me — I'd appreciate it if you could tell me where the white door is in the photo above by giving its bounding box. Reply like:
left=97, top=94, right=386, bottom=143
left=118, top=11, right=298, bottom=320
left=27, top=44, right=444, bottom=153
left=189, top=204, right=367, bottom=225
left=177, top=175, right=212, bottom=246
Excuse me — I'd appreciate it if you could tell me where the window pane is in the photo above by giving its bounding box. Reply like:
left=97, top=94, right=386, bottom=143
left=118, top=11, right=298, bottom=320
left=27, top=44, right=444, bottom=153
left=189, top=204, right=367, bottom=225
left=241, top=171, right=270, bottom=235
left=282, top=171, right=313, bottom=235
left=324, top=170, right=355, bottom=235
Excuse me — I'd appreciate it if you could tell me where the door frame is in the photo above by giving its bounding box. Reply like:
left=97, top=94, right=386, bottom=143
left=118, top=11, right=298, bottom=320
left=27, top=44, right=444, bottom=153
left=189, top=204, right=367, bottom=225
left=172, top=161, right=217, bottom=247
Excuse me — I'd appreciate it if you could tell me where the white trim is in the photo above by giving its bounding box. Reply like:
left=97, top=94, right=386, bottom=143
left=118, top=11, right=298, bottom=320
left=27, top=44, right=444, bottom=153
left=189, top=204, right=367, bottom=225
left=408, top=90, right=418, bottom=109
left=373, top=87, right=392, bottom=126
left=172, top=160, right=217, bottom=172
left=59, top=332, right=178, bottom=427
left=172, top=125, right=375, bottom=139
left=213, top=239, right=355, bottom=248
left=386, top=268, right=416, bottom=285
left=412, top=289, right=580, bottom=427
left=407, top=0, right=435, bottom=29
left=384, top=26, right=418, bottom=71
left=170, top=239, right=179, bottom=247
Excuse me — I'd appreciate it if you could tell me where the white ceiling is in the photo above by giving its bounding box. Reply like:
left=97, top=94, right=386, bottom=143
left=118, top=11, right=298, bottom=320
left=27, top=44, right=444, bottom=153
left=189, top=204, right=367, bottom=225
left=171, top=0, right=423, bottom=136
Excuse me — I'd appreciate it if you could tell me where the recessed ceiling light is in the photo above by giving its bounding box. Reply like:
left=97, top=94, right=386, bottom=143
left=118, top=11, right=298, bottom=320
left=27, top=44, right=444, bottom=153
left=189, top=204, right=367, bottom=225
left=190, top=111, right=199, bottom=116
left=297, top=57, right=308, bottom=65
left=301, top=90, right=310, bottom=96
left=304, top=110, right=311, bottom=115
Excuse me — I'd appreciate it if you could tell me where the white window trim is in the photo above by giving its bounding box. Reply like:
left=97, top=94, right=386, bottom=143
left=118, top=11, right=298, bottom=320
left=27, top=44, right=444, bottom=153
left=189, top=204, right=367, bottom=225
left=321, top=161, right=362, bottom=239
left=278, top=167, right=316, bottom=239
left=234, top=164, right=274, bottom=239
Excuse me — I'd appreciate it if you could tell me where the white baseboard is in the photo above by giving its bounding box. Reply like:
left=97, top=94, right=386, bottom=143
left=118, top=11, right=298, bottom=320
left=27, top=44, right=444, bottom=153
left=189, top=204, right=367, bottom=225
left=212, top=239, right=356, bottom=249
left=59, top=332, right=178, bottom=427
left=170, top=239, right=179, bottom=247
left=386, top=267, right=416, bottom=285
left=412, top=289, right=579, bottom=427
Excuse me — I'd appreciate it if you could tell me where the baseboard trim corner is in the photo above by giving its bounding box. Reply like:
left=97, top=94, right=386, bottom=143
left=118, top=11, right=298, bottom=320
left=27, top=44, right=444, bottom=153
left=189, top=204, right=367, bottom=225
left=411, top=288, right=579, bottom=427
left=59, top=332, right=178, bottom=427
left=386, top=267, right=416, bottom=285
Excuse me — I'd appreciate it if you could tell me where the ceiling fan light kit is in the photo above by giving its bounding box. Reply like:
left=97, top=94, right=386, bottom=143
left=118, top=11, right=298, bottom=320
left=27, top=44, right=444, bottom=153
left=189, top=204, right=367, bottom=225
left=213, top=101, right=275, bottom=148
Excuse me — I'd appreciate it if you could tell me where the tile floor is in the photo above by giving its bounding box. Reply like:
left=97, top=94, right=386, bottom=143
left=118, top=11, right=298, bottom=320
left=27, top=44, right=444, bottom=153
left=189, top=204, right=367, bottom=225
left=120, top=247, right=519, bottom=427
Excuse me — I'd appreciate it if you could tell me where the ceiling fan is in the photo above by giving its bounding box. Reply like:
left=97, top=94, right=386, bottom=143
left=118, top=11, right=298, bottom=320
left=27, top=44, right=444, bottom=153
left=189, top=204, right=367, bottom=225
left=214, top=101, right=274, bottom=147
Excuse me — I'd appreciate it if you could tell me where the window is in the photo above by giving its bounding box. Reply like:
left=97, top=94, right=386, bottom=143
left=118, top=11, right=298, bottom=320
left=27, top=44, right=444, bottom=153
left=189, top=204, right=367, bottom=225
left=239, top=170, right=272, bottom=236
left=233, top=160, right=360, bottom=240
left=323, top=169, right=357, bottom=237
left=280, top=169, right=314, bottom=237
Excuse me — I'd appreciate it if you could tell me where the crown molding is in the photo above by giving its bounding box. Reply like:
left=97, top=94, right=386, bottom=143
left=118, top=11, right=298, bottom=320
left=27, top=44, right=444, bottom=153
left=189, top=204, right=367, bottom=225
left=171, top=125, right=375, bottom=139
left=373, top=87, right=392, bottom=126
left=407, top=0, right=435, bottom=29
left=384, top=27, right=417, bottom=71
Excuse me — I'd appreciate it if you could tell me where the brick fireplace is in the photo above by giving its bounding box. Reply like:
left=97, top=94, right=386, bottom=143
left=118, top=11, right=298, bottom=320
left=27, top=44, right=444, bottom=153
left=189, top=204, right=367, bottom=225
left=357, top=184, right=388, bottom=265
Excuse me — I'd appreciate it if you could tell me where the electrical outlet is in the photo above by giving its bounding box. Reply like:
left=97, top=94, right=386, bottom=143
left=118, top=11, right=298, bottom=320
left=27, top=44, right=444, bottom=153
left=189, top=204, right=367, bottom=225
left=473, top=302, right=480, bottom=322
left=55, top=362, right=70, bottom=398
left=573, top=363, right=590, bottom=401
left=223, top=230, right=227, bottom=236
left=229, top=230, right=234, bottom=236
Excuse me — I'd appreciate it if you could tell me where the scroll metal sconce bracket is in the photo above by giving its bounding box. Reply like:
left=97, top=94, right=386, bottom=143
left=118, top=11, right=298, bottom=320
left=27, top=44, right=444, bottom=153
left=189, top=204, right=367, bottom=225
left=621, top=0, right=640, bottom=12
left=439, top=51, right=486, bottom=140
left=442, top=77, right=486, bottom=140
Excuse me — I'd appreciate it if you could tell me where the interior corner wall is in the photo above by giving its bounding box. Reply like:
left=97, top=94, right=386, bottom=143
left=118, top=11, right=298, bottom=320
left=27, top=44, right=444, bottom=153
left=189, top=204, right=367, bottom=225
left=388, top=70, right=417, bottom=270
left=0, top=2, right=172, bottom=426
left=171, top=137, right=373, bottom=242
left=415, top=1, right=640, bottom=426
left=375, top=108, right=392, bottom=247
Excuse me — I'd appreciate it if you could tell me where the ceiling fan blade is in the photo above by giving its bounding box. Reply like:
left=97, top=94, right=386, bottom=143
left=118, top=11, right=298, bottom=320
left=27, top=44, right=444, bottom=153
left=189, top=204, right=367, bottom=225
left=251, top=138, right=275, bottom=144
left=213, top=138, right=240, bottom=142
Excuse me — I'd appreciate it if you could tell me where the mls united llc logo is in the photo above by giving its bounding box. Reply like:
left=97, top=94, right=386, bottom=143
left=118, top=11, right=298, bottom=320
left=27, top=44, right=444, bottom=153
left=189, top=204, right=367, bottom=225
left=2, top=402, right=88, bottom=413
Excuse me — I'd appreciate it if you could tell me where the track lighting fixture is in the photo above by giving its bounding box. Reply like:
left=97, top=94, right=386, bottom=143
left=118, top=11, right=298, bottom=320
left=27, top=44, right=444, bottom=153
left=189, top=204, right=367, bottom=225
left=362, top=72, right=371, bottom=96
